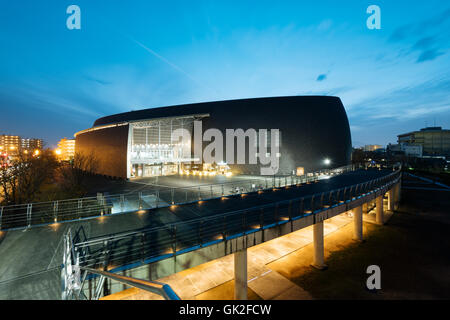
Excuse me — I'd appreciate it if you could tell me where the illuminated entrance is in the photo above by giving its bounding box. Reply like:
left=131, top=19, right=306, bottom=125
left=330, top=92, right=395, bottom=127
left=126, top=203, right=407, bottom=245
left=127, top=115, right=207, bottom=178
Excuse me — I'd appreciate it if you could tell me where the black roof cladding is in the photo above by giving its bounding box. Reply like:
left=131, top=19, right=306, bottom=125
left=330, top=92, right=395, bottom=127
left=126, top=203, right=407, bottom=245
left=93, top=96, right=342, bottom=127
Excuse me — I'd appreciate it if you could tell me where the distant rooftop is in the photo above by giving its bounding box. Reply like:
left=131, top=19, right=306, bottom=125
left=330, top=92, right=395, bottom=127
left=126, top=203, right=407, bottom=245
left=420, top=126, right=442, bottom=131
left=398, top=126, right=449, bottom=137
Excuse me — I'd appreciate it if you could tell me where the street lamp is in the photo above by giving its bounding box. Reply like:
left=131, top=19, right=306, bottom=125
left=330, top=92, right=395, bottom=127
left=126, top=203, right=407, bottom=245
left=324, top=158, right=331, bottom=166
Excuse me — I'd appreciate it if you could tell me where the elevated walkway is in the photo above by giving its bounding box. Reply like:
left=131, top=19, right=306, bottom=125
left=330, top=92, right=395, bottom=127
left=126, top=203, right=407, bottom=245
left=0, top=168, right=400, bottom=300
left=101, top=214, right=353, bottom=300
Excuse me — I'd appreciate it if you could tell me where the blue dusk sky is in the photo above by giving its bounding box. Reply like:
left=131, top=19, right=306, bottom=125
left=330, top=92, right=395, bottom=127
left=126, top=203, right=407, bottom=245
left=0, top=0, right=449, bottom=148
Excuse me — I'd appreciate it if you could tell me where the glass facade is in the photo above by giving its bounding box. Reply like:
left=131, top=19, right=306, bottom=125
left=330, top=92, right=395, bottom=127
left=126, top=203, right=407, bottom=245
left=129, top=116, right=197, bottom=178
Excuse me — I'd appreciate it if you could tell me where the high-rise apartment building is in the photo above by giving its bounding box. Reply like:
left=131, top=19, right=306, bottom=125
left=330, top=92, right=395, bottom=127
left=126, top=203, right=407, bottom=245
left=0, top=135, right=43, bottom=156
left=21, top=138, right=43, bottom=151
left=57, top=138, right=76, bottom=161
left=0, top=135, right=20, bottom=154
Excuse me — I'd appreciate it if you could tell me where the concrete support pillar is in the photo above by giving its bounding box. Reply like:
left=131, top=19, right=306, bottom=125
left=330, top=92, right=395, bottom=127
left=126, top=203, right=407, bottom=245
left=395, top=182, right=401, bottom=208
left=376, top=196, right=384, bottom=225
left=311, top=221, right=327, bottom=269
left=362, top=202, right=368, bottom=214
left=388, top=189, right=395, bottom=211
left=353, top=206, right=363, bottom=241
left=234, top=248, right=247, bottom=300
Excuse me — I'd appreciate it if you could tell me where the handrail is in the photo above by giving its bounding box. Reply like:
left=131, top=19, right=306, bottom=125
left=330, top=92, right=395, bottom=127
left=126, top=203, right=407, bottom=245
left=79, top=267, right=180, bottom=300
left=75, top=168, right=399, bottom=248
left=1, top=164, right=353, bottom=207
left=72, top=168, right=401, bottom=274
left=0, top=164, right=354, bottom=231
left=61, top=227, right=180, bottom=300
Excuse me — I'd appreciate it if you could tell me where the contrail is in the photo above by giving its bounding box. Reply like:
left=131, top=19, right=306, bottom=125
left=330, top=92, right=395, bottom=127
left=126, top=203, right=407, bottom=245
left=126, top=35, right=213, bottom=92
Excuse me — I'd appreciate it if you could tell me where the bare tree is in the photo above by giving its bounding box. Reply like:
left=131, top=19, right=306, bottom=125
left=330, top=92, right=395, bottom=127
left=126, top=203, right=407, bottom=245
left=0, top=149, right=59, bottom=205
left=56, top=151, right=99, bottom=196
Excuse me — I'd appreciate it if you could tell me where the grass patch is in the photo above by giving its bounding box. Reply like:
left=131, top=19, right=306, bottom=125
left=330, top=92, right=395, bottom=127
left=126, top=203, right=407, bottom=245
left=270, top=212, right=450, bottom=299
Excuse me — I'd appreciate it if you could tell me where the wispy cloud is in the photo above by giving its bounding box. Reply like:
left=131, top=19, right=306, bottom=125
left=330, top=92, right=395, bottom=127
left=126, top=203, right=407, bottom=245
left=126, top=35, right=216, bottom=93
left=300, top=86, right=352, bottom=97
left=83, top=75, right=112, bottom=86
left=417, top=49, right=445, bottom=63
left=348, top=76, right=450, bottom=123
left=0, top=81, right=102, bottom=119
left=389, top=8, right=450, bottom=63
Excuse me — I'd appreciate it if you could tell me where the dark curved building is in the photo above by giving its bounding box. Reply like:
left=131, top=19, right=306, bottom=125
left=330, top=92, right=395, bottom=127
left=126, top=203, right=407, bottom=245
left=75, top=96, right=352, bottom=179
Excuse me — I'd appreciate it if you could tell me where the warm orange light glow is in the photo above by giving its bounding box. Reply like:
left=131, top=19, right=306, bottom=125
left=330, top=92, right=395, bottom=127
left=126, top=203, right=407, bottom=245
left=55, top=149, right=62, bottom=156
left=106, top=265, right=118, bottom=271
left=51, top=222, right=61, bottom=230
left=164, top=248, right=174, bottom=254
left=33, top=149, right=40, bottom=156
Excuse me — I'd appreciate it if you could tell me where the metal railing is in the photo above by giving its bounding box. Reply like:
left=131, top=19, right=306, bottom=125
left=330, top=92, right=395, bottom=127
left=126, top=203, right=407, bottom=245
left=0, top=165, right=399, bottom=300
left=72, top=168, right=401, bottom=274
left=61, top=228, right=180, bottom=300
left=0, top=165, right=354, bottom=231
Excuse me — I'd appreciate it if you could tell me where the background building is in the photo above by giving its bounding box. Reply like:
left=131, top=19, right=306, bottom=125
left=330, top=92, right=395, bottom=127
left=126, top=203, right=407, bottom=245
left=364, top=144, right=383, bottom=152
left=387, top=143, right=423, bottom=158
left=21, top=138, right=43, bottom=151
left=398, top=127, right=450, bottom=156
left=0, top=135, right=43, bottom=154
left=0, top=135, right=20, bottom=155
left=57, top=138, right=76, bottom=161
left=75, top=96, right=352, bottom=179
